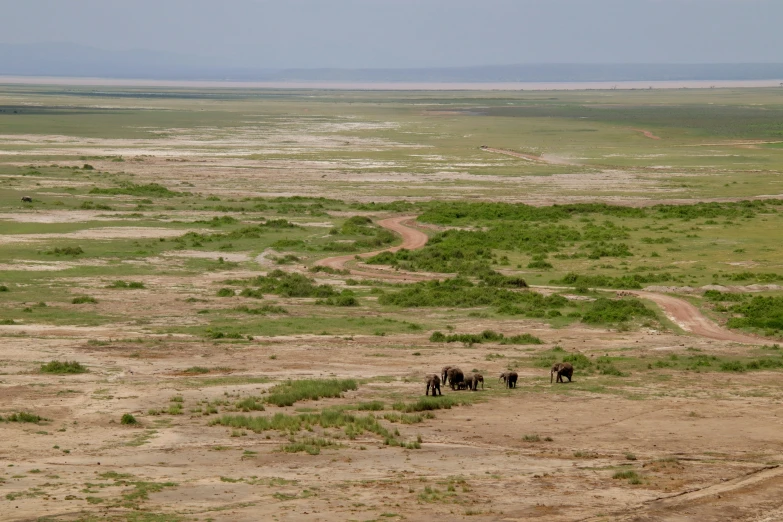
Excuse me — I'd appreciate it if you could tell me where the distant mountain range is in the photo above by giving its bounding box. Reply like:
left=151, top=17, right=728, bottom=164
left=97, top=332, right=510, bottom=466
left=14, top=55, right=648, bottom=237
left=2, top=43, right=783, bottom=83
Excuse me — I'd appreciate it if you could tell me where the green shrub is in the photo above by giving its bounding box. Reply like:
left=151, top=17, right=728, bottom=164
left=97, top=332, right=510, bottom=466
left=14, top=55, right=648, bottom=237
left=727, top=296, right=783, bottom=331
left=527, top=260, right=553, bottom=269
left=0, top=285, right=9, bottom=292
left=71, top=295, right=97, bottom=304
left=613, top=469, right=640, bottom=482
left=720, top=361, right=747, bottom=372
left=216, top=288, right=235, bottom=297
left=429, top=329, right=542, bottom=345
left=107, top=280, right=145, bottom=289
left=90, top=182, right=180, bottom=198
left=183, top=366, right=210, bottom=374
left=236, top=397, right=266, bottom=412
left=47, top=246, right=84, bottom=257
left=582, top=298, right=655, bottom=324
left=40, top=360, right=88, bottom=374
left=379, top=278, right=563, bottom=309
left=121, top=414, right=138, bottom=425
left=233, top=304, right=288, bottom=315
left=3, top=412, right=46, bottom=423
left=225, top=270, right=336, bottom=299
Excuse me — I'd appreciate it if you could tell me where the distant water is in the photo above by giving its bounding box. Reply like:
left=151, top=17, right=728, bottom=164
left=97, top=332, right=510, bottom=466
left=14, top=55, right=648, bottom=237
left=1, top=76, right=783, bottom=91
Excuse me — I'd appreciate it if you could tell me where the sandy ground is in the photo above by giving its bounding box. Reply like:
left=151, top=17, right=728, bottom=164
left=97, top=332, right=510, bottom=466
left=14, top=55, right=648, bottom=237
left=0, top=215, right=780, bottom=521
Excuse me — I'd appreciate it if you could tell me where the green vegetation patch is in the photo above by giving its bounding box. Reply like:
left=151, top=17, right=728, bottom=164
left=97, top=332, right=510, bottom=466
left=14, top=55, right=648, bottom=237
left=379, top=278, right=564, bottom=309
left=210, top=409, right=416, bottom=449
left=582, top=298, right=656, bottom=325
left=89, top=182, right=181, bottom=198
left=727, top=296, right=783, bottom=332
left=430, top=329, right=542, bottom=345
left=40, top=360, right=88, bottom=374
left=1, top=412, right=47, bottom=423
left=266, top=379, right=358, bottom=407
left=225, top=270, right=336, bottom=299
left=107, top=280, right=145, bottom=289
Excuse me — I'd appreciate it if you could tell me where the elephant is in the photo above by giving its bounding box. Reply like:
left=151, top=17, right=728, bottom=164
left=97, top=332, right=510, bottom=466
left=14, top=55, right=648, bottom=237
left=472, top=373, right=484, bottom=390
left=20, top=196, right=32, bottom=203
left=426, top=374, right=441, bottom=396
left=441, top=366, right=453, bottom=384
left=551, top=362, right=574, bottom=383
left=500, top=371, right=518, bottom=388
left=462, top=374, right=476, bottom=391
left=446, top=367, right=464, bottom=390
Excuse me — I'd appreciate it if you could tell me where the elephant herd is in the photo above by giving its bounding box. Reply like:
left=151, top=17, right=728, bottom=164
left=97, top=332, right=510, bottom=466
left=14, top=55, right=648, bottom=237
left=425, top=362, right=574, bottom=396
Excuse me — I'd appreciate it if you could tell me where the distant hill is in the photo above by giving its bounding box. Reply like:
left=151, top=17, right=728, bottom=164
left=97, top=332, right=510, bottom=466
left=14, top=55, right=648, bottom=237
left=2, top=43, right=783, bottom=83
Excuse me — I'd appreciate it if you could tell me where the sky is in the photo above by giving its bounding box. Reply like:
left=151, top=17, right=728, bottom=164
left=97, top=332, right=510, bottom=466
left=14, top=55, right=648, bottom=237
left=2, top=0, right=782, bottom=69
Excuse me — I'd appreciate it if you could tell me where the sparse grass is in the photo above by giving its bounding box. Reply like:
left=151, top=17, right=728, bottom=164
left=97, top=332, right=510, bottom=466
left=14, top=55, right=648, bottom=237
left=612, top=469, right=642, bottom=484
left=392, top=396, right=471, bottom=413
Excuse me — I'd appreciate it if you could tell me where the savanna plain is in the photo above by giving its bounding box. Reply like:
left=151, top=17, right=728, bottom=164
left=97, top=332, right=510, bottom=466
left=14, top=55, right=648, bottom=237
left=2, top=85, right=783, bottom=521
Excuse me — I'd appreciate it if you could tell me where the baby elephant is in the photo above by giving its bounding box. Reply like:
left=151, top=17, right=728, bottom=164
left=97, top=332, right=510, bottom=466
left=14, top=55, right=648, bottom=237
left=472, top=373, right=484, bottom=390
left=551, top=362, right=574, bottom=383
left=500, top=371, right=518, bottom=389
left=462, top=374, right=476, bottom=391
left=426, top=374, right=441, bottom=396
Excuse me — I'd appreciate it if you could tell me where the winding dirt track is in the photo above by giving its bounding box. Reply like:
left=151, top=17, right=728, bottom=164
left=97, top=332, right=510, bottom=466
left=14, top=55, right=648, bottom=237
left=314, top=215, right=432, bottom=282
left=479, top=146, right=575, bottom=165
left=633, top=128, right=662, bottom=140
left=317, top=216, right=760, bottom=344
left=637, top=291, right=759, bottom=343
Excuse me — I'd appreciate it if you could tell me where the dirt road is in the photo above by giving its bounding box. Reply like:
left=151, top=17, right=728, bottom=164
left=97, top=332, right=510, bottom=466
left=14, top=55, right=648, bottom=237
left=314, top=215, right=432, bottom=281
left=318, top=215, right=759, bottom=344
left=479, top=146, right=575, bottom=165
left=637, top=291, right=759, bottom=343
left=633, top=128, right=662, bottom=140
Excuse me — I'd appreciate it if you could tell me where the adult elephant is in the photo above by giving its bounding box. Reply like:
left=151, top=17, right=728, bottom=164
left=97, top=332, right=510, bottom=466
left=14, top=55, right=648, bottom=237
left=446, top=367, right=465, bottom=390
left=426, top=374, right=441, bottom=396
left=500, top=371, right=518, bottom=389
left=551, top=362, right=573, bottom=383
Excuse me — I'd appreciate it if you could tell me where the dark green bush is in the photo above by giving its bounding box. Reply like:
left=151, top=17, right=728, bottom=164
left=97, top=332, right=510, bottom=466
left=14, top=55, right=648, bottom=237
left=225, top=270, right=336, bottom=299
left=71, top=296, right=97, bottom=304
left=47, top=246, right=84, bottom=256
left=90, top=182, right=180, bottom=198
left=121, top=414, right=138, bottom=425
left=582, top=298, right=656, bottom=324
left=379, top=278, right=563, bottom=310
left=108, top=280, right=145, bottom=289
left=216, top=288, right=236, bottom=297
left=727, top=296, right=783, bottom=331
left=40, top=361, right=88, bottom=374
left=3, top=412, right=46, bottom=423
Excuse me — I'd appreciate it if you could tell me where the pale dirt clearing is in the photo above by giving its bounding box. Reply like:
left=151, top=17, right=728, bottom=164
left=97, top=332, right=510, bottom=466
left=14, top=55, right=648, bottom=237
left=0, top=227, right=204, bottom=244
left=2, top=326, right=783, bottom=521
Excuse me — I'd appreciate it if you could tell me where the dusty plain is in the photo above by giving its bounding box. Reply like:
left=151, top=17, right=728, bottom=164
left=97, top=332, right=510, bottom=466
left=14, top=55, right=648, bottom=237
left=2, top=85, right=783, bottom=521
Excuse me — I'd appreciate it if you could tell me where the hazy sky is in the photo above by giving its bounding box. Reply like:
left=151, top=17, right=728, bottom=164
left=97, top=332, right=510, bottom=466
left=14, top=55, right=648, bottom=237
left=2, top=0, right=782, bottom=68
